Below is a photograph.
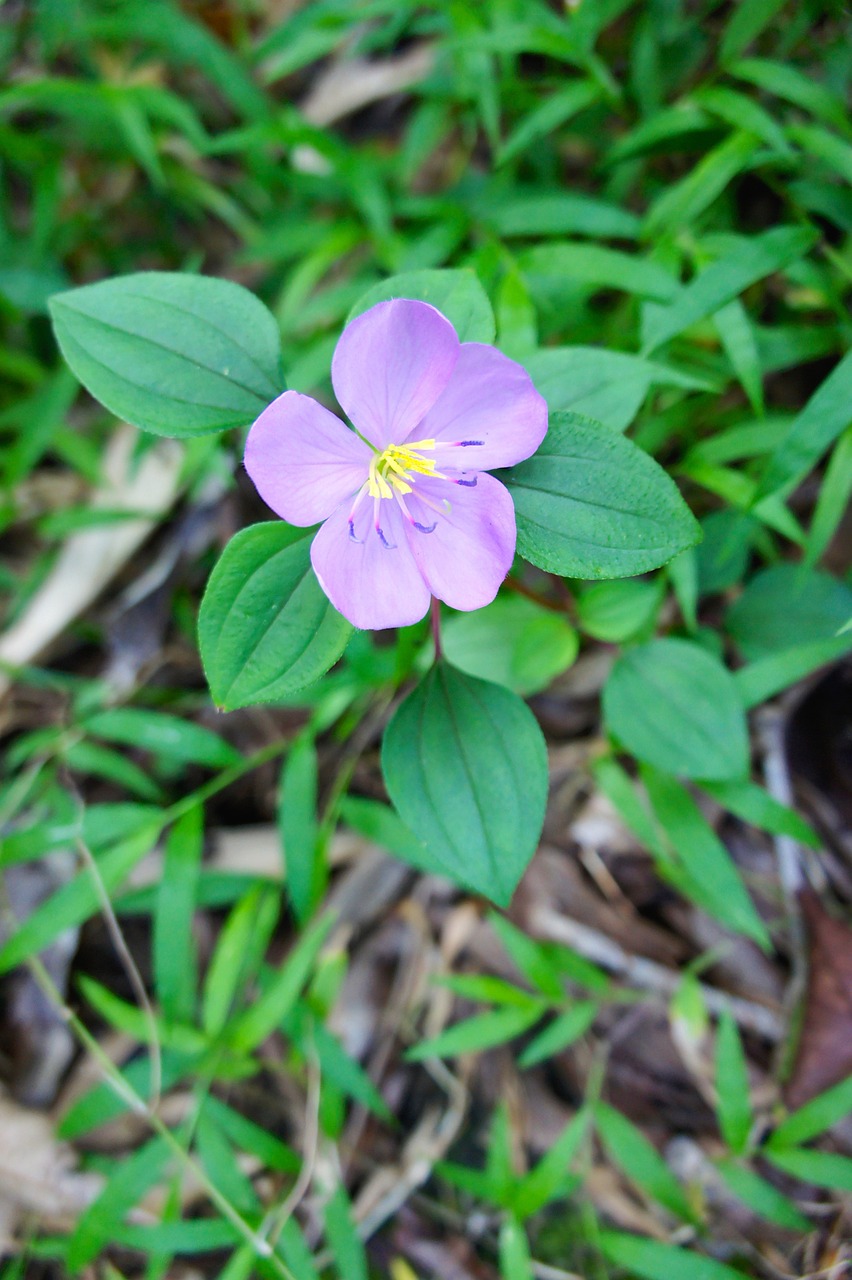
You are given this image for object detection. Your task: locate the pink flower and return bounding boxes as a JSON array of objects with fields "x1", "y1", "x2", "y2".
[{"x1": 244, "y1": 298, "x2": 548, "y2": 630}]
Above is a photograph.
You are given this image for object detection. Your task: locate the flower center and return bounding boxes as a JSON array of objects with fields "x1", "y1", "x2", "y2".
[
  {"x1": 348, "y1": 436, "x2": 484, "y2": 549},
  {"x1": 366, "y1": 438, "x2": 442, "y2": 499}
]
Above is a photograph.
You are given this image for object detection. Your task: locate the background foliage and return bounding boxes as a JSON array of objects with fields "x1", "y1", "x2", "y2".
[{"x1": 1, "y1": 2, "x2": 851, "y2": 1278}]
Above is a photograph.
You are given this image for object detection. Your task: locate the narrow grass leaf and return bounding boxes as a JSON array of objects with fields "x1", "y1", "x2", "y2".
[
  {"x1": 642, "y1": 226, "x2": 817, "y2": 353},
  {"x1": 701, "y1": 778, "x2": 820, "y2": 850},
  {"x1": 518, "y1": 1002, "x2": 598, "y2": 1068},
  {"x1": 756, "y1": 350, "x2": 852, "y2": 499},
  {"x1": 714, "y1": 1012, "x2": 753, "y2": 1154},
  {"x1": 154, "y1": 805, "x2": 203, "y2": 1024},
  {"x1": 229, "y1": 911, "x2": 334, "y2": 1051},
  {"x1": 715, "y1": 1160, "x2": 810, "y2": 1231},
  {"x1": 642, "y1": 766, "x2": 769, "y2": 947},
  {"x1": 770, "y1": 1075, "x2": 852, "y2": 1149},
  {"x1": 763, "y1": 1147, "x2": 852, "y2": 1193},
  {"x1": 595, "y1": 1102, "x2": 694, "y2": 1221},
  {"x1": 406, "y1": 1006, "x2": 544, "y2": 1062}
]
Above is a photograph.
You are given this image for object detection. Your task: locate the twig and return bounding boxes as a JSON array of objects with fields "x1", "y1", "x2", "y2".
[
  {"x1": 259, "y1": 1041, "x2": 322, "y2": 1249},
  {"x1": 529, "y1": 906, "x2": 784, "y2": 1040},
  {"x1": 75, "y1": 832, "x2": 163, "y2": 1106}
]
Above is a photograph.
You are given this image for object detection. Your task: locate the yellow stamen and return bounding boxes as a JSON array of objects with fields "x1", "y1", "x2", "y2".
[{"x1": 366, "y1": 440, "x2": 445, "y2": 499}]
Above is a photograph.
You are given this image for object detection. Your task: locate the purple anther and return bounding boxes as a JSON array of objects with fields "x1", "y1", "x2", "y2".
[
  {"x1": 413, "y1": 520, "x2": 437, "y2": 534},
  {"x1": 457, "y1": 439, "x2": 485, "y2": 447},
  {"x1": 348, "y1": 519, "x2": 362, "y2": 544},
  {"x1": 377, "y1": 525, "x2": 396, "y2": 549},
  {"x1": 455, "y1": 476, "x2": 478, "y2": 487}
]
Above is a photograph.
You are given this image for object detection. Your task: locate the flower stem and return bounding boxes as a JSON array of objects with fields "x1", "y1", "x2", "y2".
[{"x1": 430, "y1": 597, "x2": 443, "y2": 662}]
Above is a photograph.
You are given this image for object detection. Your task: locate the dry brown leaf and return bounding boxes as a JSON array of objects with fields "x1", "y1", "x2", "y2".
[
  {"x1": 0, "y1": 427, "x2": 183, "y2": 697},
  {"x1": 0, "y1": 1092, "x2": 102, "y2": 1247},
  {"x1": 786, "y1": 889, "x2": 852, "y2": 1110}
]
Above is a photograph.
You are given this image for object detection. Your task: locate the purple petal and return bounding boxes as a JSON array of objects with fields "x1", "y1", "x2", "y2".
[
  {"x1": 311, "y1": 500, "x2": 431, "y2": 630},
  {"x1": 414, "y1": 343, "x2": 548, "y2": 470},
  {"x1": 245, "y1": 390, "x2": 371, "y2": 526},
  {"x1": 404, "y1": 473, "x2": 516, "y2": 611},
  {"x1": 331, "y1": 300, "x2": 459, "y2": 450}
]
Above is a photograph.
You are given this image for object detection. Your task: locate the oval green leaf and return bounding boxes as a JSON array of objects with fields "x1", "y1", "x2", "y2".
[
  {"x1": 603, "y1": 638, "x2": 748, "y2": 780},
  {"x1": 381, "y1": 662, "x2": 548, "y2": 906},
  {"x1": 198, "y1": 523, "x2": 352, "y2": 710},
  {"x1": 347, "y1": 269, "x2": 496, "y2": 343},
  {"x1": 504, "y1": 411, "x2": 700, "y2": 579},
  {"x1": 438, "y1": 595, "x2": 579, "y2": 695},
  {"x1": 49, "y1": 272, "x2": 283, "y2": 437}
]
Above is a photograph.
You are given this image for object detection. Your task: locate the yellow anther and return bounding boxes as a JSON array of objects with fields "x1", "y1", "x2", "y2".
[{"x1": 367, "y1": 440, "x2": 445, "y2": 499}]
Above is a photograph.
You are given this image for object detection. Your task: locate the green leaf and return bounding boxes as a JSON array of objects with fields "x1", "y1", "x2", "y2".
[
  {"x1": 488, "y1": 913, "x2": 566, "y2": 1001},
  {"x1": 789, "y1": 123, "x2": 852, "y2": 185},
  {"x1": 499, "y1": 1216, "x2": 533, "y2": 1280},
  {"x1": 734, "y1": 632, "x2": 852, "y2": 709},
  {"x1": 322, "y1": 1184, "x2": 368, "y2": 1280},
  {"x1": 763, "y1": 1146, "x2": 852, "y2": 1192},
  {"x1": 695, "y1": 86, "x2": 790, "y2": 154},
  {"x1": 49, "y1": 272, "x2": 282, "y2": 437},
  {"x1": 595, "y1": 1103, "x2": 694, "y2": 1221},
  {"x1": 0, "y1": 820, "x2": 162, "y2": 974},
  {"x1": 599, "y1": 1232, "x2": 750, "y2": 1280},
  {"x1": 695, "y1": 510, "x2": 758, "y2": 595},
  {"x1": 198, "y1": 523, "x2": 352, "y2": 710},
  {"x1": 700, "y1": 778, "x2": 820, "y2": 850},
  {"x1": 714, "y1": 1012, "x2": 753, "y2": 1155},
  {"x1": 603, "y1": 638, "x2": 748, "y2": 781},
  {"x1": 84, "y1": 707, "x2": 240, "y2": 768},
  {"x1": 713, "y1": 298, "x2": 764, "y2": 416},
  {"x1": 642, "y1": 766, "x2": 769, "y2": 947},
  {"x1": 154, "y1": 806, "x2": 203, "y2": 1024},
  {"x1": 504, "y1": 411, "x2": 700, "y2": 580},
  {"x1": 770, "y1": 1075, "x2": 852, "y2": 1149},
  {"x1": 642, "y1": 226, "x2": 817, "y2": 354},
  {"x1": 642, "y1": 131, "x2": 759, "y2": 239},
  {"x1": 64, "y1": 740, "x2": 163, "y2": 802},
  {"x1": 347, "y1": 269, "x2": 495, "y2": 343},
  {"x1": 519, "y1": 244, "x2": 678, "y2": 302},
  {"x1": 480, "y1": 189, "x2": 640, "y2": 239},
  {"x1": 309, "y1": 1020, "x2": 392, "y2": 1121},
  {"x1": 512, "y1": 1110, "x2": 590, "y2": 1217},
  {"x1": 715, "y1": 1160, "x2": 810, "y2": 1231},
  {"x1": 279, "y1": 733, "x2": 322, "y2": 923},
  {"x1": 726, "y1": 564, "x2": 852, "y2": 660},
  {"x1": 577, "y1": 579, "x2": 663, "y2": 643},
  {"x1": 438, "y1": 595, "x2": 578, "y2": 696},
  {"x1": 593, "y1": 757, "x2": 666, "y2": 857},
  {"x1": 525, "y1": 347, "x2": 711, "y2": 432},
  {"x1": 730, "y1": 58, "x2": 850, "y2": 133},
  {"x1": 338, "y1": 796, "x2": 434, "y2": 877},
  {"x1": 518, "y1": 1002, "x2": 598, "y2": 1068},
  {"x1": 806, "y1": 426, "x2": 852, "y2": 567},
  {"x1": 68, "y1": 1139, "x2": 171, "y2": 1270},
  {"x1": 720, "y1": 0, "x2": 787, "y2": 65},
  {"x1": 201, "y1": 886, "x2": 279, "y2": 1038},
  {"x1": 228, "y1": 911, "x2": 334, "y2": 1051},
  {"x1": 756, "y1": 351, "x2": 852, "y2": 499},
  {"x1": 381, "y1": 662, "x2": 548, "y2": 907},
  {"x1": 200, "y1": 1096, "x2": 299, "y2": 1174},
  {"x1": 497, "y1": 79, "x2": 601, "y2": 166},
  {"x1": 406, "y1": 1005, "x2": 544, "y2": 1062}
]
